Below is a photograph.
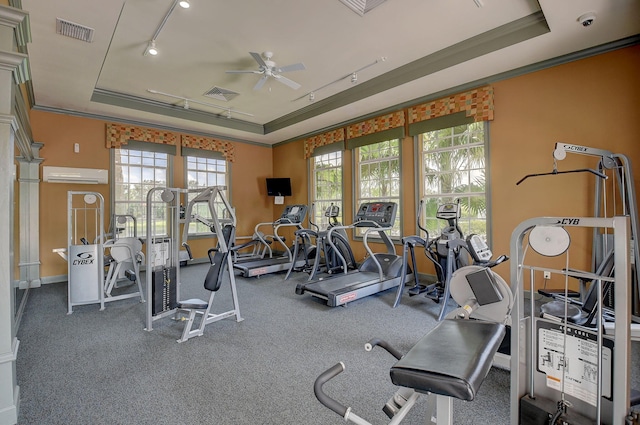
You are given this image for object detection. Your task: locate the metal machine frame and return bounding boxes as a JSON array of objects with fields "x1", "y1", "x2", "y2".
[
  {"x1": 510, "y1": 216, "x2": 633, "y2": 424},
  {"x1": 144, "y1": 186, "x2": 242, "y2": 334}
]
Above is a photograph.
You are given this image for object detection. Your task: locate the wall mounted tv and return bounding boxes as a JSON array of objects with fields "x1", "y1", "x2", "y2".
[{"x1": 266, "y1": 178, "x2": 292, "y2": 196}]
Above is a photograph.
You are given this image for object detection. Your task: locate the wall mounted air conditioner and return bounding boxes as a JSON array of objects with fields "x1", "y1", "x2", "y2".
[{"x1": 42, "y1": 166, "x2": 108, "y2": 184}]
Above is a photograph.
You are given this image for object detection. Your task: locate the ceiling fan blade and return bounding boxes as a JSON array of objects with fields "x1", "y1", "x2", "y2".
[
  {"x1": 273, "y1": 75, "x2": 301, "y2": 90},
  {"x1": 277, "y1": 62, "x2": 306, "y2": 73},
  {"x1": 250, "y1": 52, "x2": 267, "y2": 68},
  {"x1": 226, "y1": 70, "x2": 262, "y2": 74},
  {"x1": 253, "y1": 75, "x2": 269, "y2": 90}
]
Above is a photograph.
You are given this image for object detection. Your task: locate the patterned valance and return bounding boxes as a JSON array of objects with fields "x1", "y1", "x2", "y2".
[
  {"x1": 181, "y1": 134, "x2": 235, "y2": 163},
  {"x1": 407, "y1": 86, "x2": 494, "y2": 124},
  {"x1": 346, "y1": 111, "x2": 405, "y2": 139},
  {"x1": 106, "y1": 123, "x2": 235, "y2": 162},
  {"x1": 106, "y1": 123, "x2": 178, "y2": 148},
  {"x1": 303, "y1": 128, "x2": 345, "y2": 159}
]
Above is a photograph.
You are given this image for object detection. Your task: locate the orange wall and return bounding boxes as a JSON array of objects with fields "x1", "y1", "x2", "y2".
[
  {"x1": 490, "y1": 45, "x2": 640, "y2": 287},
  {"x1": 272, "y1": 45, "x2": 640, "y2": 290},
  {"x1": 31, "y1": 111, "x2": 274, "y2": 277},
  {"x1": 30, "y1": 45, "x2": 640, "y2": 289}
]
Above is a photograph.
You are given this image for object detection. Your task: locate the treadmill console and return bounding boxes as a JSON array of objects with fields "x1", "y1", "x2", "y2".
[
  {"x1": 354, "y1": 202, "x2": 397, "y2": 227},
  {"x1": 279, "y1": 205, "x2": 308, "y2": 224},
  {"x1": 436, "y1": 202, "x2": 460, "y2": 220}
]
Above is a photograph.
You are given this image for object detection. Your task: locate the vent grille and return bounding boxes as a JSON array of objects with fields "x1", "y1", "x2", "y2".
[
  {"x1": 56, "y1": 18, "x2": 95, "y2": 43},
  {"x1": 339, "y1": 0, "x2": 387, "y2": 16},
  {"x1": 203, "y1": 86, "x2": 239, "y2": 102}
]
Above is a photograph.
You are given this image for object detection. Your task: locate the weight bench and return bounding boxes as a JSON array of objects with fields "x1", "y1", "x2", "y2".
[{"x1": 390, "y1": 319, "x2": 506, "y2": 424}]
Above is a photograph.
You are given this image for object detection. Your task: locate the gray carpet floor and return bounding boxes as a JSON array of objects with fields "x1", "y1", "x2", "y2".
[{"x1": 15, "y1": 264, "x2": 639, "y2": 424}]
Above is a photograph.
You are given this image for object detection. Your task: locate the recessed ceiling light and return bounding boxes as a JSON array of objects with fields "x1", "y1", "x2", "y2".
[{"x1": 179, "y1": 0, "x2": 190, "y2": 8}]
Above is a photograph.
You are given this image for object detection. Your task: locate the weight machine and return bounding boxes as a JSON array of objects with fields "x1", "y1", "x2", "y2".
[
  {"x1": 510, "y1": 216, "x2": 636, "y2": 424},
  {"x1": 517, "y1": 142, "x2": 640, "y2": 319},
  {"x1": 144, "y1": 186, "x2": 242, "y2": 340},
  {"x1": 54, "y1": 191, "x2": 144, "y2": 314}
]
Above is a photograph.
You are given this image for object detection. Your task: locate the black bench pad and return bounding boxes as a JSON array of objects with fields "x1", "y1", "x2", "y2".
[{"x1": 390, "y1": 319, "x2": 505, "y2": 401}]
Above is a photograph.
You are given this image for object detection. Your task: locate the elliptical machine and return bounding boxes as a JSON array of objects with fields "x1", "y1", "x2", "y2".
[
  {"x1": 285, "y1": 203, "x2": 356, "y2": 280},
  {"x1": 395, "y1": 199, "x2": 507, "y2": 320}
]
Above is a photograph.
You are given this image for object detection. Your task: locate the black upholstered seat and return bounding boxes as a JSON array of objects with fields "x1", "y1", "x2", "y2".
[{"x1": 390, "y1": 319, "x2": 505, "y2": 401}]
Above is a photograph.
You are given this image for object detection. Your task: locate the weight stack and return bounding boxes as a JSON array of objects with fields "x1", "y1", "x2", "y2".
[{"x1": 152, "y1": 266, "x2": 178, "y2": 315}]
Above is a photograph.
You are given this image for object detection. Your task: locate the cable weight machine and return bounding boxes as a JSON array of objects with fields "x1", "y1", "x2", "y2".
[{"x1": 144, "y1": 186, "x2": 242, "y2": 335}]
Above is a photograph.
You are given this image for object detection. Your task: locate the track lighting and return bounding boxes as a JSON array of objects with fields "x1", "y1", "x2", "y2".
[
  {"x1": 144, "y1": 0, "x2": 190, "y2": 57},
  {"x1": 145, "y1": 40, "x2": 158, "y2": 56},
  {"x1": 293, "y1": 57, "x2": 385, "y2": 102},
  {"x1": 146, "y1": 89, "x2": 254, "y2": 117}
]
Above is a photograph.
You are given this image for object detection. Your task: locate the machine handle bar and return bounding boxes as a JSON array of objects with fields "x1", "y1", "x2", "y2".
[
  {"x1": 314, "y1": 362, "x2": 349, "y2": 417},
  {"x1": 364, "y1": 338, "x2": 403, "y2": 360}
]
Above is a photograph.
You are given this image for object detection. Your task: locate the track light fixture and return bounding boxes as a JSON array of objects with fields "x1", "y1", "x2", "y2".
[
  {"x1": 145, "y1": 40, "x2": 158, "y2": 56},
  {"x1": 143, "y1": 0, "x2": 190, "y2": 57},
  {"x1": 146, "y1": 89, "x2": 254, "y2": 118},
  {"x1": 294, "y1": 57, "x2": 386, "y2": 102}
]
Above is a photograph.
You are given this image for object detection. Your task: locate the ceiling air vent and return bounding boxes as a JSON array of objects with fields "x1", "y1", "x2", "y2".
[
  {"x1": 203, "y1": 86, "x2": 239, "y2": 102},
  {"x1": 339, "y1": 0, "x2": 387, "y2": 16},
  {"x1": 56, "y1": 18, "x2": 95, "y2": 43}
]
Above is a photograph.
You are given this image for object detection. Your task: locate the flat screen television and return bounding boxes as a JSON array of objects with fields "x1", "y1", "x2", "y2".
[{"x1": 266, "y1": 178, "x2": 292, "y2": 196}]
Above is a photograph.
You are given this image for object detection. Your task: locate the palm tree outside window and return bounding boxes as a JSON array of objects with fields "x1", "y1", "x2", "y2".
[{"x1": 420, "y1": 122, "x2": 487, "y2": 240}]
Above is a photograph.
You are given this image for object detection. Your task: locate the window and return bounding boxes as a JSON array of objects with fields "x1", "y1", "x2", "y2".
[
  {"x1": 355, "y1": 139, "x2": 401, "y2": 237},
  {"x1": 185, "y1": 155, "x2": 229, "y2": 235},
  {"x1": 310, "y1": 151, "x2": 343, "y2": 229},
  {"x1": 113, "y1": 147, "x2": 170, "y2": 238},
  {"x1": 419, "y1": 122, "x2": 487, "y2": 239}
]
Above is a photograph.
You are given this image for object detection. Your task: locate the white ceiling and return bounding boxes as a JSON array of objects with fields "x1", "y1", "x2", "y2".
[{"x1": 20, "y1": 0, "x2": 640, "y2": 146}]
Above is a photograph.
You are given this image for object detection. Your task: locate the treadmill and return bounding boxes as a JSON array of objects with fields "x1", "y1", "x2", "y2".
[
  {"x1": 233, "y1": 205, "x2": 311, "y2": 278},
  {"x1": 295, "y1": 202, "x2": 412, "y2": 307}
]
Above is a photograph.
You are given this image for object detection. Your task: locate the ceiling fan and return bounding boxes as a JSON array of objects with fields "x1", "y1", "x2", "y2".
[{"x1": 226, "y1": 51, "x2": 305, "y2": 90}]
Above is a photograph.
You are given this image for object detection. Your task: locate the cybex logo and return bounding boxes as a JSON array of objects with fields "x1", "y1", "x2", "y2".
[
  {"x1": 557, "y1": 218, "x2": 580, "y2": 225},
  {"x1": 73, "y1": 252, "x2": 94, "y2": 265},
  {"x1": 562, "y1": 144, "x2": 587, "y2": 152}
]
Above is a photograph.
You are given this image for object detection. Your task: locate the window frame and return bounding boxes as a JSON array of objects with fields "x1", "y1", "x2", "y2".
[
  {"x1": 416, "y1": 120, "x2": 490, "y2": 243},
  {"x1": 352, "y1": 138, "x2": 402, "y2": 240},
  {"x1": 183, "y1": 149, "x2": 231, "y2": 237},
  {"x1": 309, "y1": 150, "x2": 344, "y2": 231},
  {"x1": 110, "y1": 141, "x2": 174, "y2": 240}
]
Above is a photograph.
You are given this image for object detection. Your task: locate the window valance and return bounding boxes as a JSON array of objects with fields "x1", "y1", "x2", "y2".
[
  {"x1": 106, "y1": 123, "x2": 178, "y2": 148},
  {"x1": 303, "y1": 128, "x2": 345, "y2": 159},
  {"x1": 345, "y1": 110, "x2": 405, "y2": 149},
  {"x1": 407, "y1": 86, "x2": 493, "y2": 136},
  {"x1": 106, "y1": 123, "x2": 235, "y2": 162},
  {"x1": 181, "y1": 134, "x2": 235, "y2": 163}
]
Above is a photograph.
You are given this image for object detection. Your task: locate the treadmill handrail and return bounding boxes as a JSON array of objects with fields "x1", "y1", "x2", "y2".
[
  {"x1": 273, "y1": 220, "x2": 305, "y2": 263},
  {"x1": 326, "y1": 222, "x2": 393, "y2": 279},
  {"x1": 363, "y1": 225, "x2": 394, "y2": 281}
]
